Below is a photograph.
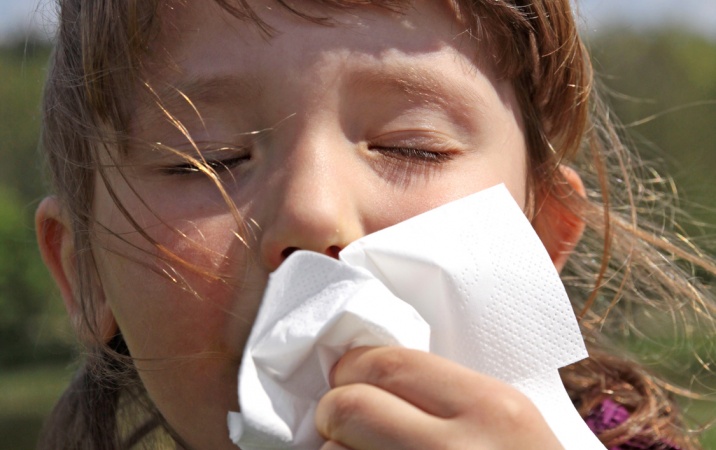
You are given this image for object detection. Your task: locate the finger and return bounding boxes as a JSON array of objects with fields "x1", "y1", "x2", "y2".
[
  {"x1": 331, "y1": 346, "x2": 505, "y2": 418},
  {"x1": 315, "y1": 382, "x2": 447, "y2": 450}
]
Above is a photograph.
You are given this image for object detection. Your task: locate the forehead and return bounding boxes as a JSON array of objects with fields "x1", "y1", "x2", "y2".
[
  {"x1": 147, "y1": 0, "x2": 485, "y2": 76},
  {"x1": 138, "y1": 0, "x2": 504, "y2": 109},
  {"x1": 125, "y1": 0, "x2": 520, "y2": 154},
  {"x1": 157, "y1": 0, "x2": 462, "y2": 36}
]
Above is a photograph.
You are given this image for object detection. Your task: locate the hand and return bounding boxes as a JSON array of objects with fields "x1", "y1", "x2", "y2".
[{"x1": 315, "y1": 347, "x2": 564, "y2": 450}]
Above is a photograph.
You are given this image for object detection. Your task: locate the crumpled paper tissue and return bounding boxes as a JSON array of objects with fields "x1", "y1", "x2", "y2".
[{"x1": 228, "y1": 184, "x2": 605, "y2": 449}]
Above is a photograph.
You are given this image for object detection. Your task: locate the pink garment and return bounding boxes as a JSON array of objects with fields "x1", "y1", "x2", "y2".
[{"x1": 585, "y1": 399, "x2": 682, "y2": 450}]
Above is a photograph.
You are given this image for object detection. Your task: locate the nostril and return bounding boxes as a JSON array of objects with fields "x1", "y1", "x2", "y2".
[
  {"x1": 280, "y1": 245, "x2": 342, "y2": 262},
  {"x1": 281, "y1": 247, "x2": 299, "y2": 261},
  {"x1": 327, "y1": 245, "x2": 341, "y2": 259}
]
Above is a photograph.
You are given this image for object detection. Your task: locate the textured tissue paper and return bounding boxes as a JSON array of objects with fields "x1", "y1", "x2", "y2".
[{"x1": 228, "y1": 184, "x2": 606, "y2": 449}]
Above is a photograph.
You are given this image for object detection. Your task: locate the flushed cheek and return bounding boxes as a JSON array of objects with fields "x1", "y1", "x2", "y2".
[
  {"x1": 91, "y1": 216, "x2": 256, "y2": 444},
  {"x1": 92, "y1": 168, "x2": 268, "y2": 353},
  {"x1": 94, "y1": 210, "x2": 256, "y2": 355},
  {"x1": 91, "y1": 184, "x2": 263, "y2": 393}
]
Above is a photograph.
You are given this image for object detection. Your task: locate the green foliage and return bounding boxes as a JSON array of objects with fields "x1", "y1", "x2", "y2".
[
  {"x1": 588, "y1": 30, "x2": 716, "y2": 444},
  {"x1": 588, "y1": 29, "x2": 716, "y2": 234},
  {"x1": 0, "y1": 186, "x2": 72, "y2": 367},
  {"x1": 0, "y1": 39, "x2": 73, "y2": 368},
  {"x1": 0, "y1": 38, "x2": 52, "y2": 202},
  {"x1": 0, "y1": 364, "x2": 74, "y2": 449}
]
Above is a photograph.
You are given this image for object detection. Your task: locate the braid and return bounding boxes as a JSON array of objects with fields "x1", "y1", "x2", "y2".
[
  {"x1": 37, "y1": 335, "x2": 167, "y2": 449},
  {"x1": 562, "y1": 349, "x2": 701, "y2": 450}
]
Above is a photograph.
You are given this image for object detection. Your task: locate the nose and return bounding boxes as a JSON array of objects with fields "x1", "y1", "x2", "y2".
[{"x1": 257, "y1": 140, "x2": 364, "y2": 271}]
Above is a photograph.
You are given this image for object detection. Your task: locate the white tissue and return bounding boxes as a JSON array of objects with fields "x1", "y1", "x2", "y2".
[{"x1": 228, "y1": 184, "x2": 605, "y2": 449}]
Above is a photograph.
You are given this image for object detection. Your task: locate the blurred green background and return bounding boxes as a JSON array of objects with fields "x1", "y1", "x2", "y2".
[{"x1": 1, "y1": 26, "x2": 715, "y2": 450}]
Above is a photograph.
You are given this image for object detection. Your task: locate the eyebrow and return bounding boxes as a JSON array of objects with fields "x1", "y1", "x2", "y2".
[
  {"x1": 345, "y1": 65, "x2": 488, "y2": 121},
  {"x1": 141, "y1": 73, "x2": 266, "y2": 117},
  {"x1": 147, "y1": 65, "x2": 484, "y2": 115},
  {"x1": 133, "y1": 62, "x2": 488, "y2": 146}
]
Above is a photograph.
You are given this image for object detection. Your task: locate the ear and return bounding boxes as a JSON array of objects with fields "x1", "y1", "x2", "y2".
[
  {"x1": 35, "y1": 197, "x2": 117, "y2": 343},
  {"x1": 532, "y1": 166, "x2": 586, "y2": 273}
]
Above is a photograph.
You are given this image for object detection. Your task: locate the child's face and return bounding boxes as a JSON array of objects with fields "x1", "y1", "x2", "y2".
[{"x1": 92, "y1": 0, "x2": 528, "y2": 447}]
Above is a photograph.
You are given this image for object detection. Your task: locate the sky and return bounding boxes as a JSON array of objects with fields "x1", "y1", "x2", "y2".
[
  {"x1": 1, "y1": 0, "x2": 716, "y2": 42},
  {"x1": 575, "y1": 0, "x2": 716, "y2": 39}
]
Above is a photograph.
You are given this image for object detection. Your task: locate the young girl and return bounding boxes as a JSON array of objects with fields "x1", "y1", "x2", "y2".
[{"x1": 34, "y1": 0, "x2": 715, "y2": 448}]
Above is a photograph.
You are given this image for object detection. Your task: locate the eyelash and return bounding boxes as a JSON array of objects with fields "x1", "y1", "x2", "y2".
[
  {"x1": 162, "y1": 154, "x2": 250, "y2": 176},
  {"x1": 372, "y1": 146, "x2": 454, "y2": 164},
  {"x1": 161, "y1": 144, "x2": 451, "y2": 176}
]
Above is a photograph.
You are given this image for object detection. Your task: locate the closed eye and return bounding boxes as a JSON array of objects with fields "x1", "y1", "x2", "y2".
[
  {"x1": 372, "y1": 146, "x2": 455, "y2": 164},
  {"x1": 161, "y1": 152, "x2": 250, "y2": 176}
]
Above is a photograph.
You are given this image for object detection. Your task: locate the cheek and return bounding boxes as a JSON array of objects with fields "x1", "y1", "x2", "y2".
[
  {"x1": 91, "y1": 171, "x2": 266, "y2": 361},
  {"x1": 93, "y1": 201, "x2": 255, "y2": 349},
  {"x1": 491, "y1": 135, "x2": 529, "y2": 209},
  {"x1": 91, "y1": 194, "x2": 264, "y2": 444},
  {"x1": 357, "y1": 167, "x2": 527, "y2": 237},
  {"x1": 376, "y1": 148, "x2": 528, "y2": 225}
]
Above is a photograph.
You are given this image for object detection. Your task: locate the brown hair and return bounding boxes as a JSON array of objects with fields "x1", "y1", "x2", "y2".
[{"x1": 39, "y1": 0, "x2": 715, "y2": 448}]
